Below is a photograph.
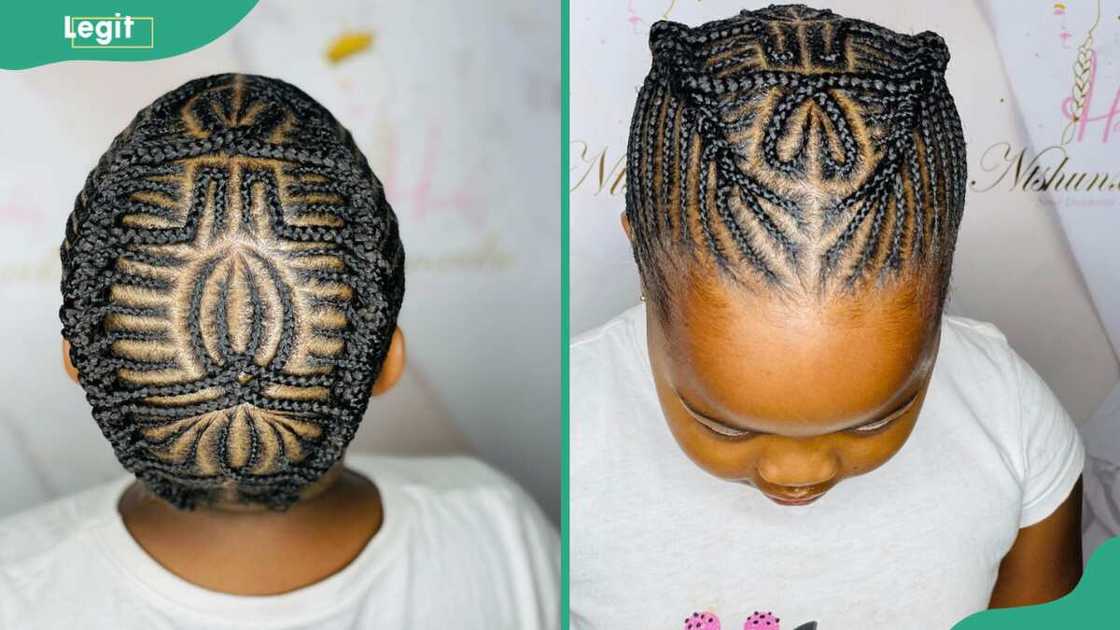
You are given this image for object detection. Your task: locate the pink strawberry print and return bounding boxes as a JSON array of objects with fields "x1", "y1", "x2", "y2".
[
  {"x1": 683, "y1": 611, "x2": 721, "y2": 630},
  {"x1": 743, "y1": 611, "x2": 780, "y2": 630}
]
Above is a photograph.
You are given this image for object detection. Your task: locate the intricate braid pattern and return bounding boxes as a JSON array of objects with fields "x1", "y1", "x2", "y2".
[
  {"x1": 626, "y1": 5, "x2": 966, "y2": 307},
  {"x1": 60, "y1": 74, "x2": 405, "y2": 509}
]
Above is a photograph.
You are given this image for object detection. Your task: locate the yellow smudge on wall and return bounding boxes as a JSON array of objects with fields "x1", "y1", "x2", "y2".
[{"x1": 326, "y1": 31, "x2": 374, "y2": 64}]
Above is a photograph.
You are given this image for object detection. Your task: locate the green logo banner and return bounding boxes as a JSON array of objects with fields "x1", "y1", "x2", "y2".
[
  {"x1": 1, "y1": 1, "x2": 258, "y2": 70},
  {"x1": 955, "y1": 537, "x2": 1120, "y2": 628}
]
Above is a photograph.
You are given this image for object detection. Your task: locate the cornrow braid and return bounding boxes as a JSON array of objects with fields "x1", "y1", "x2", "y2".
[
  {"x1": 625, "y1": 4, "x2": 966, "y2": 311},
  {"x1": 60, "y1": 74, "x2": 405, "y2": 510}
]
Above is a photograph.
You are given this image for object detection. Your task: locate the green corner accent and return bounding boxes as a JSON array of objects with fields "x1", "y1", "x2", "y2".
[
  {"x1": 2, "y1": 2, "x2": 259, "y2": 70},
  {"x1": 954, "y1": 536, "x2": 1120, "y2": 628}
]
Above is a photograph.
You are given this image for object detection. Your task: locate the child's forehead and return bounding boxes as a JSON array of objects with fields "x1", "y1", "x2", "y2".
[{"x1": 655, "y1": 274, "x2": 940, "y2": 432}]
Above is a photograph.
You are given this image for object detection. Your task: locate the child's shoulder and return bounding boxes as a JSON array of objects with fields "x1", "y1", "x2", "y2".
[
  {"x1": 347, "y1": 454, "x2": 549, "y2": 521},
  {"x1": 938, "y1": 314, "x2": 1031, "y2": 391},
  {"x1": 347, "y1": 454, "x2": 557, "y2": 572},
  {"x1": 938, "y1": 315, "x2": 1083, "y2": 526},
  {"x1": 0, "y1": 476, "x2": 127, "y2": 568},
  {"x1": 942, "y1": 313, "x2": 1012, "y2": 352},
  {"x1": 937, "y1": 313, "x2": 1075, "y2": 443},
  {"x1": 570, "y1": 305, "x2": 643, "y2": 355},
  {"x1": 569, "y1": 304, "x2": 646, "y2": 389}
]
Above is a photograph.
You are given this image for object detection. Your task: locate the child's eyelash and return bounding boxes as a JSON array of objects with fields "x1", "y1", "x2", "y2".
[
  {"x1": 849, "y1": 395, "x2": 920, "y2": 434},
  {"x1": 686, "y1": 410, "x2": 754, "y2": 439},
  {"x1": 701, "y1": 420, "x2": 752, "y2": 438},
  {"x1": 850, "y1": 415, "x2": 896, "y2": 433}
]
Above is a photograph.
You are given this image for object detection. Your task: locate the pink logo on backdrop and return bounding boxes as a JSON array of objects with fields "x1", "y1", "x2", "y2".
[
  {"x1": 1060, "y1": 48, "x2": 1120, "y2": 144},
  {"x1": 1054, "y1": 0, "x2": 1116, "y2": 145}
]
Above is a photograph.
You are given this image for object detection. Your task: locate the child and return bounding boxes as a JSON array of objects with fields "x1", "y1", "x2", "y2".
[
  {"x1": 0, "y1": 74, "x2": 558, "y2": 629},
  {"x1": 571, "y1": 5, "x2": 1084, "y2": 629}
]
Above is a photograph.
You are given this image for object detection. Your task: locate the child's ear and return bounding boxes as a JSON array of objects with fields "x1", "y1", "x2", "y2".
[
  {"x1": 370, "y1": 326, "x2": 405, "y2": 397},
  {"x1": 620, "y1": 211, "x2": 634, "y2": 243},
  {"x1": 62, "y1": 338, "x2": 79, "y2": 384}
]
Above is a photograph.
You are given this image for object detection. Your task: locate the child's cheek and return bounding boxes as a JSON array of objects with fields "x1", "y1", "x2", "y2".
[
  {"x1": 662, "y1": 409, "x2": 761, "y2": 482},
  {"x1": 837, "y1": 414, "x2": 920, "y2": 479}
]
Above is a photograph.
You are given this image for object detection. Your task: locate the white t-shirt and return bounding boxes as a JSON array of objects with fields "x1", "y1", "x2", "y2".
[
  {"x1": 0, "y1": 454, "x2": 559, "y2": 630},
  {"x1": 570, "y1": 305, "x2": 1085, "y2": 630}
]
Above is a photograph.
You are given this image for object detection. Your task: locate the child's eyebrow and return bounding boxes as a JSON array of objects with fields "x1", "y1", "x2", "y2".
[{"x1": 674, "y1": 388, "x2": 921, "y2": 436}]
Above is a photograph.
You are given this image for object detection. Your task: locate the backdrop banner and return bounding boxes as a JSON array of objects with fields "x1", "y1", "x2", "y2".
[{"x1": 982, "y1": 0, "x2": 1120, "y2": 561}]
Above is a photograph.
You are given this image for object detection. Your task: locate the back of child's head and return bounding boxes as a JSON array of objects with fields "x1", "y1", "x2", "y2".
[
  {"x1": 60, "y1": 73, "x2": 404, "y2": 510},
  {"x1": 625, "y1": 4, "x2": 965, "y2": 313}
]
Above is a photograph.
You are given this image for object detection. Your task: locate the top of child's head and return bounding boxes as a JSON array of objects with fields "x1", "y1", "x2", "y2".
[{"x1": 60, "y1": 73, "x2": 407, "y2": 511}]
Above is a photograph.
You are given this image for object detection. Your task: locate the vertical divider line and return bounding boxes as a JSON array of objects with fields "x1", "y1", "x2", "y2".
[{"x1": 560, "y1": 0, "x2": 571, "y2": 627}]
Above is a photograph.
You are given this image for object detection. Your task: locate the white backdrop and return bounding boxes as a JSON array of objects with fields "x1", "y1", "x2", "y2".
[
  {"x1": 981, "y1": 0, "x2": 1120, "y2": 560},
  {"x1": 570, "y1": 0, "x2": 1120, "y2": 554},
  {"x1": 0, "y1": 0, "x2": 560, "y2": 521}
]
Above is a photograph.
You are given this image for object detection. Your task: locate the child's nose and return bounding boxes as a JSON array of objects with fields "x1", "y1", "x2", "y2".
[{"x1": 756, "y1": 443, "x2": 840, "y2": 488}]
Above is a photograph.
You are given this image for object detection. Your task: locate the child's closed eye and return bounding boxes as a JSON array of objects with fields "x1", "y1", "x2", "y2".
[{"x1": 681, "y1": 392, "x2": 919, "y2": 438}]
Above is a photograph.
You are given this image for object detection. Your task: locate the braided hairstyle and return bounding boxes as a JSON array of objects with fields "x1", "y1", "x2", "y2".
[
  {"x1": 60, "y1": 74, "x2": 405, "y2": 510},
  {"x1": 626, "y1": 5, "x2": 966, "y2": 312}
]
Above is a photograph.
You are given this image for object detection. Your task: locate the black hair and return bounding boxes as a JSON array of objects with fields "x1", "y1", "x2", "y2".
[
  {"x1": 60, "y1": 73, "x2": 405, "y2": 510},
  {"x1": 626, "y1": 4, "x2": 966, "y2": 311}
]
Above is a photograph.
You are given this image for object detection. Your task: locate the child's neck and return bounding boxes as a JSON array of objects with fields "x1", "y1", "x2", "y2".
[{"x1": 117, "y1": 463, "x2": 383, "y2": 596}]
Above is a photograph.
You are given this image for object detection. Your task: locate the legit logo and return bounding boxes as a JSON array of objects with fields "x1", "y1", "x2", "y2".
[{"x1": 63, "y1": 14, "x2": 154, "y2": 48}]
